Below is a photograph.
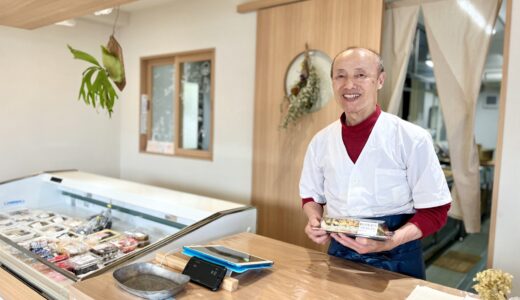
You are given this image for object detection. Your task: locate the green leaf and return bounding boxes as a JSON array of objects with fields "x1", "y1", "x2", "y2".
[
  {"x1": 69, "y1": 45, "x2": 118, "y2": 117},
  {"x1": 82, "y1": 66, "x2": 98, "y2": 76},
  {"x1": 83, "y1": 68, "x2": 97, "y2": 106},
  {"x1": 93, "y1": 72, "x2": 105, "y2": 108},
  {"x1": 68, "y1": 45, "x2": 101, "y2": 67},
  {"x1": 79, "y1": 74, "x2": 87, "y2": 97},
  {"x1": 101, "y1": 46, "x2": 123, "y2": 83}
]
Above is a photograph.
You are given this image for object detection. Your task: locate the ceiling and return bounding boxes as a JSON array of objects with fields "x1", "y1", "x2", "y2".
[{"x1": 0, "y1": 0, "x2": 176, "y2": 30}]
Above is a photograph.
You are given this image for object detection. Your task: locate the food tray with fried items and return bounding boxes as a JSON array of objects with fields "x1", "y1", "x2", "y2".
[{"x1": 320, "y1": 216, "x2": 394, "y2": 241}]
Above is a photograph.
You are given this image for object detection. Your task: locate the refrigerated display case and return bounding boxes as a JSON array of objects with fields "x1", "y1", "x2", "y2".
[{"x1": 0, "y1": 170, "x2": 256, "y2": 299}]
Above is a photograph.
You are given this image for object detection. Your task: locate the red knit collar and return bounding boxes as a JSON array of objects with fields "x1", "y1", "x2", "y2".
[{"x1": 340, "y1": 105, "x2": 381, "y2": 133}]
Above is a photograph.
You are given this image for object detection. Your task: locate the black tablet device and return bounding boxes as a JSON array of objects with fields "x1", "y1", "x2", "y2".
[{"x1": 182, "y1": 256, "x2": 227, "y2": 291}]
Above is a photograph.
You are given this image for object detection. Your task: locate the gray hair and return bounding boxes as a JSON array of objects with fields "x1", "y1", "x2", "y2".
[{"x1": 330, "y1": 47, "x2": 385, "y2": 77}]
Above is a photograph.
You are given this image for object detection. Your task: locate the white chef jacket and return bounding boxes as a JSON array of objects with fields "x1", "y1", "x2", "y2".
[{"x1": 300, "y1": 111, "x2": 452, "y2": 218}]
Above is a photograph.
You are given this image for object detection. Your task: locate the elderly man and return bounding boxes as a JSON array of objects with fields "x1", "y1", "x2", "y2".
[{"x1": 300, "y1": 47, "x2": 452, "y2": 279}]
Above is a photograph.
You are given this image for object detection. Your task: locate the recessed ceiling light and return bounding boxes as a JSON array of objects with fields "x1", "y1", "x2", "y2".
[
  {"x1": 94, "y1": 8, "x2": 113, "y2": 16},
  {"x1": 55, "y1": 19, "x2": 76, "y2": 27}
]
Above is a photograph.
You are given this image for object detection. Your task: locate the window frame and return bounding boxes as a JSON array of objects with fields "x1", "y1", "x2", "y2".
[{"x1": 139, "y1": 48, "x2": 215, "y2": 160}]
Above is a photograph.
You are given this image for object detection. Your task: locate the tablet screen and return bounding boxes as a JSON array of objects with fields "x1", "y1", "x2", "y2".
[{"x1": 185, "y1": 245, "x2": 272, "y2": 266}]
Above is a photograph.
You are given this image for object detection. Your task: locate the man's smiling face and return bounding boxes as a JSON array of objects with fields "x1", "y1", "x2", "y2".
[{"x1": 331, "y1": 48, "x2": 385, "y2": 122}]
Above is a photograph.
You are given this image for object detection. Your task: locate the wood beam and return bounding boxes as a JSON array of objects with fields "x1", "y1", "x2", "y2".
[
  {"x1": 237, "y1": 0, "x2": 306, "y2": 13},
  {"x1": 0, "y1": 0, "x2": 135, "y2": 29}
]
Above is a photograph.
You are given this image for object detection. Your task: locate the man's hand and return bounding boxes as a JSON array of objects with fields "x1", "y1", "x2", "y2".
[
  {"x1": 330, "y1": 222, "x2": 423, "y2": 254},
  {"x1": 302, "y1": 201, "x2": 329, "y2": 245},
  {"x1": 330, "y1": 233, "x2": 393, "y2": 254},
  {"x1": 305, "y1": 216, "x2": 330, "y2": 245}
]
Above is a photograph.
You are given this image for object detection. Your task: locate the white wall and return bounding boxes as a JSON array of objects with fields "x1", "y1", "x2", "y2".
[
  {"x1": 492, "y1": 0, "x2": 520, "y2": 295},
  {"x1": 118, "y1": 0, "x2": 256, "y2": 204},
  {"x1": 0, "y1": 22, "x2": 120, "y2": 182},
  {"x1": 475, "y1": 86, "x2": 500, "y2": 150}
]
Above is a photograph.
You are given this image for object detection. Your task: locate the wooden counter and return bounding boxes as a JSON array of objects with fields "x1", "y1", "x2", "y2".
[
  {"x1": 69, "y1": 233, "x2": 469, "y2": 299},
  {"x1": 0, "y1": 267, "x2": 45, "y2": 300}
]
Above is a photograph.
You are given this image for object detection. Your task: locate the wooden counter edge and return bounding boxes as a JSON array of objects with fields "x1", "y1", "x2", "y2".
[{"x1": 0, "y1": 267, "x2": 45, "y2": 300}]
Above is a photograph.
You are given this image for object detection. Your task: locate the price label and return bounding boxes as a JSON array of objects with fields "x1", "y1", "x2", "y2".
[{"x1": 357, "y1": 221, "x2": 378, "y2": 236}]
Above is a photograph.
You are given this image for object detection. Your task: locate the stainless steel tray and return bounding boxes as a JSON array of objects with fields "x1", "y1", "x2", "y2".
[{"x1": 113, "y1": 262, "x2": 190, "y2": 299}]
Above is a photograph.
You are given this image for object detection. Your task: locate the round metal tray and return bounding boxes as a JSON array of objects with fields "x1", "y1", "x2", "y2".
[{"x1": 113, "y1": 262, "x2": 190, "y2": 299}]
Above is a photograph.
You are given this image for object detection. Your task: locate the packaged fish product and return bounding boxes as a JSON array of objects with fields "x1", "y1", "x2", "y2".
[
  {"x1": 19, "y1": 236, "x2": 50, "y2": 250},
  {"x1": 0, "y1": 226, "x2": 36, "y2": 243},
  {"x1": 55, "y1": 231, "x2": 80, "y2": 241},
  {"x1": 68, "y1": 253, "x2": 100, "y2": 276},
  {"x1": 123, "y1": 230, "x2": 149, "y2": 241},
  {"x1": 0, "y1": 218, "x2": 15, "y2": 230},
  {"x1": 37, "y1": 224, "x2": 68, "y2": 238},
  {"x1": 85, "y1": 229, "x2": 120, "y2": 245},
  {"x1": 34, "y1": 211, "x2": 55, "y2": 220},
  {"x1": 64, "y1": 218, "x2": 84, "y2": 232},
  {"x1": 28, "y1": 220, "x2": 51, "y2": 230},
  {"x1": 47, "y1": 253, "x2": 69, "y2": 263},
  {"x1": 31, "y1": 246, "x2": 55, "y2": 260},
  {"x1": 48, "y1": 215, "x2": 69, "y2": 224},
  {"x1": 137, "y1": 240, "x2": 150, "y2": 248},
  {"x1": 10, "y1": 214, "x2": 36, "y2": 224},
  {"x1": 7, "y1": 209, "x2": 32, "y2": 217},
  {"x1": 57, "y1": 240, "x2": 89, "y2": 257},
  {"x1": 55, "y1": 259, "x2": 74, "y2": 272},
  {"x1": 112, "y1": 237, "x2": 138, "y2": 253},
  {"x1": 90, "y1": 243, "x2": 119, "y2": 262},
  {"x1": 320, "y1": 216, "x2": 394, "y2": 241}
]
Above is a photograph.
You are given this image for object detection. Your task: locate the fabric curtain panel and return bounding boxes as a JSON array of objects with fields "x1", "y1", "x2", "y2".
[
  {"x1": 422, "y1": 0, "x2": 501, "y2": 233},
  {"x1": 380, "y1": 3, "x2": 420, "y2": 114}
]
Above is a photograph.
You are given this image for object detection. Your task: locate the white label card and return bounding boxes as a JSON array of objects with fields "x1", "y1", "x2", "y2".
[{"x1": 357, "y1": 221, "x2": 378, "y2": 236}]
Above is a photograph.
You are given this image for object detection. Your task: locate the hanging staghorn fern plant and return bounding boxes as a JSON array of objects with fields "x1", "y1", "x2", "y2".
[
  {"x1": 68, "y1": 35, "x2": 125, "y2": 117},
  {"x1": 280, "y1": 46, "x2": 320, "y2": 129}
]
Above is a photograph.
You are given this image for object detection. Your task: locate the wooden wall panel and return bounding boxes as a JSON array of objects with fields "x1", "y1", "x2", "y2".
[{"x1": 252, "y1": 0, "x2": 384, "y2": 251}]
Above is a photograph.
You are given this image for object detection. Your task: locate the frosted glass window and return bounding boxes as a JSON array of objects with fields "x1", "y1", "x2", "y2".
[
  {"x1": 151, "y1": 65, "x2": 175, "y2": 143},
  {"x1": 180, "y1": 60, "x2": 211, "y2": 151}
]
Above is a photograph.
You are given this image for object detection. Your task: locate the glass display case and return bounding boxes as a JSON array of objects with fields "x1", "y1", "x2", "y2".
[{"x1": 0, "y1": 170, "x2": 256, "y2": 299}]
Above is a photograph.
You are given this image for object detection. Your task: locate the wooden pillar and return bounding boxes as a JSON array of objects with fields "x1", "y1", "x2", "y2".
[{"x1": 248, "y1": 0, "x2": 384, "y2": 250}]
